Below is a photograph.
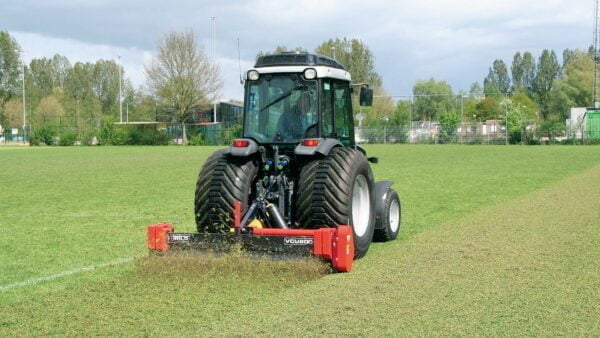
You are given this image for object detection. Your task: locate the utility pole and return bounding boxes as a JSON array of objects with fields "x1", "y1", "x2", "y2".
[
  {"x1": 408, "y1": 97, "x2": 412, "y2": 144},
  {"x1": 212, "y1": 16, "x2": 217, "y2": 123},
  {"x1": 504, "y1": 94, "x2": 509, "y2": 145},
  {"x1": 77, "y1": 99, "x2": 80, "y2": 140},
  {"x1": 22, "y1": 63, "x2": 26, "y2": 142},
  {"x1": 118, "y1": 55, "x2": 123, "y2": 123},
  {"x1": 594, "y1": 0, "x2": 599, "y2": 107},
  {"x1": 383, "y1": 115, "x2": 389, "y2": 144},
  {"x1": 460, "y1": 95, "x2": 464, "y2": 144}
]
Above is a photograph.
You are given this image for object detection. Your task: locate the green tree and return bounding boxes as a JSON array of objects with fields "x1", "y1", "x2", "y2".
[
  {"x1": 511, "y1": 52, "x2": 524, "y2": 89},
  {"x1": 521, "y1": 52, "x2": 536, "y2": 90},
  {"x1": 29, "y1": 58, "x2": 57, "y2": 96},
  {"x1": 64, "y1": 62, "x2": 100, "y2": 120},
  {"x1": 468, "y1": 97, "x2": 502, "y2": 121},
  {"x1": 392, "y1": 100, "x2": 411, "y2": 126},
  {"x1": 145, "y1": 29, "x2": 221, "y2": 144},
  {"x1": 562, "y1": 49, "x2": 575, "y2": 69},
  {"x1": 3, "y1": 98, "x2": 22, "y2": 128},
  {"x1": 315, "y1": 38, "x2": 382, "y2": 88},
  {"x1": 469, "y1": 82, "x2": 483, "y2": 96},
  {"x1": 33, "y1": 95, "x2": 64, "y2": 127},
  {"x1": 129, "y1": 91, "x2": 159, "y2": 122},
  {"x1": 27, "y1": 55, "x2": 71, "y2": 111},
  {"x1": 92, "y1": 59, "x2": 121, "y2": 115},
  {"x1": 506, "y1": 96, "x2": 538, "y2": 144},
  {"x1": 438, "y1": 111, "x2": 460, "y2": 143},
  {"x1": 412, "y1": 78, "x2": 454, "y2": 120},
  {"x1": 0, "y1": 31, "x2": 22, "y2": 126},
  {"x1": 484, "y1": 59, "x2": 511, "y2": 95},
  {"x1": 547, "y1": 50, "x2": 592, "y2": 121},
  {"x1": 532, "y1": 49, "x2": 560, "y2": 117}
]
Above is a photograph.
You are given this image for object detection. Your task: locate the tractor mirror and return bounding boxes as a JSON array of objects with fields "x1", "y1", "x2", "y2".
[{"x1": 360, "y1": 87, "x2": 373, "y2": 107}]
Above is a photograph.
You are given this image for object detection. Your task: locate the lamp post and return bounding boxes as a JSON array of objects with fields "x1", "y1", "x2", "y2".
[
  {"x1": 504, "y1": 94, "x2": 509, "y2": 145},
  {"x1": 118, "y1": 55, "x2": 122, "y2": 123},
  {"x1": 383, "y1": 115, "x2": 389, "y2": 144},
  {"x1": 408, "y1": 97, "x2": 412, "y2": 143},
  {"x1": 77, "y1": 99, "x2": 80, "y2": 140},
  {"x1": 212, "y1": 16, "x2": 217, "y2": 123},
  {"x1": 460, "y1": 95, "x2": 466, "y2": 144},
  {"x1": 22, "y1": 62, "x2": 26, "y2": 143}
]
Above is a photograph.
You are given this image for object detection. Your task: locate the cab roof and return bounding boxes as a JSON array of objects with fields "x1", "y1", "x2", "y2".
[{"x1": 255, "y1": 52, "x2": 345, "y2": 70}]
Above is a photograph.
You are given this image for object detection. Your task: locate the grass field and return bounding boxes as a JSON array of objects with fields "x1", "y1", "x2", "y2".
[{"x1": 0, "y1": 145, "x2": 599, "y2": 335}]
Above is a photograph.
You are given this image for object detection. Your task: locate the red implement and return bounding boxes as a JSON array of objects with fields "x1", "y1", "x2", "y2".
[{"x1": 146, "y1": 224, "x2": 355, "y2": 272}]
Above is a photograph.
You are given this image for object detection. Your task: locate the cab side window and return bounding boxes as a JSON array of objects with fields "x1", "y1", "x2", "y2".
[
  {"x1": 333, "y1": 81, "x2": 353, "y2": 145},
  {"x1": 321, "y1": 80, "x2": 334, "y2": 137}
]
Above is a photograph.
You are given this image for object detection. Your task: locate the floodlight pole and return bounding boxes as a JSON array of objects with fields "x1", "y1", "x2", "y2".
[
  {"x1": 77, "y1": 99, "x2": 80, "y2": 139},
  {"x1": 460, "y1": 95, "x2": 464, "y2": 144},
  {"x1": 505, "y1": 93, "x2": 509, "y2": 145},
  {"x1": 118, "y1": 55, "x2": 123, "y2": 123},
  {"x1": 212, "y1": 16, "x2": 217, "y2": 123},
  {"x1": 409, "y1": 97, "x2": 412, "y2": 143},
  {"x1": 22, "y1": 63, "x2": 26, "y2": 142}
]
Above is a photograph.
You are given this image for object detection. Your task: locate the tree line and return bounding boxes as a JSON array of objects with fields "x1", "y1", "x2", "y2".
[
  {"x1": 369, "y1": 48, "x2": 595, "y2": 144},
  {"x1": 1, "y1": 28, "x2": 595, "y2": 144}
]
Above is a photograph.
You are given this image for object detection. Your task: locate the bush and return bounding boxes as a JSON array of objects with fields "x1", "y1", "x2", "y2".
[
  {"x1": 584, "y1": 137, "x2": 600, "y2": 145},
  {"x1": 129, "y1": 128, "x2": 169, "y2": 145},
  {"x1": 98, "y1": 117, "x2": 130, "y2": 145},
  {"x1": 80, "y1": 130, "x2": 97, "y2": 146},
  {"x1": 188, "y1": 133, "x2": 207, "y2": 146},
  {"x1": 58, "y1": 131, "x2": 77, "y2": 146},
  {"x1": 30, "y1": 126, "x2": 56, "y2": 146}
]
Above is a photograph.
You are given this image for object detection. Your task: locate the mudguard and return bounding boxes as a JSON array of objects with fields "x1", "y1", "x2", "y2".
[
  {"x1": 227, "y1": 138, "x2": 259, "y2": 157},
  {"x1": 373, "y1": 181, "x2": 394, "y2": 230},
  {"x1": 294, "y1": 138, "x2": 342, "y2": 156}
]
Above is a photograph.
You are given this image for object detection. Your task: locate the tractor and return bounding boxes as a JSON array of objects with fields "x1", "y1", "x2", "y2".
[{"x1": 147, "y1": 53, "x2": 401, "y2": 272}]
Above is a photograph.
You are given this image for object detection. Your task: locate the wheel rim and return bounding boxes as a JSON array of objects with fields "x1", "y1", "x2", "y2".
[
  {"x1": 389, "y1": 198, "x2": 400, "y2": 233},
  {"x1": 352, "y1": 175, "x2": 370, "y2": 237}
]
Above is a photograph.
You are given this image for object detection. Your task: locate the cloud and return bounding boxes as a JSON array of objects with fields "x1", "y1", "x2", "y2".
[{"x1": 2, "y1": 0, "x2": 594, "y2": 98}]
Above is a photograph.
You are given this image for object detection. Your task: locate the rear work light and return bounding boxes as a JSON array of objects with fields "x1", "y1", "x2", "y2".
[
  {"x1": 232, "y1": 139, "x2": 250, "y2": 148},
  {"x1": 302, "y1": 139, "x2": 320, "y2": 147}
]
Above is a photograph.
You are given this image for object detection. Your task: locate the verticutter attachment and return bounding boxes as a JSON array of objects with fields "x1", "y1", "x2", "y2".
[{"x1": 146, "y1": 223, "x2": 355, "y2": 272}]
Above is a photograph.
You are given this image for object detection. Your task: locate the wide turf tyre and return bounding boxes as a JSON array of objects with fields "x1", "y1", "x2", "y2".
[
  {"x1": 296, "y1": 147, "x2": 376, "y2": 259},
  {"x1": 373, "y1": 190, "x2": 401, "y2": 242},
  {"x1": 194, "y1": 150, "x2": 258, "y2": 233}
]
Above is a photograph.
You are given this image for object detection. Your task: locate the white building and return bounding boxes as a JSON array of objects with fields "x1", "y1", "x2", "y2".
[{"x1": 566, "y1": 107, "x2": 587, "y2": 139}]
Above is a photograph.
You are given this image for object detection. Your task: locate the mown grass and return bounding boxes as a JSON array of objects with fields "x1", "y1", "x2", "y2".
[{"x1": 0, "y1": 145, "x2": 599, "y2": 335}]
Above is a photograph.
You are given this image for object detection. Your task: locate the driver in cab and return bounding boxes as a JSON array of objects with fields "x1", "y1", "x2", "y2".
[{"x1": 276, "y1": 92, "x2": 313, "y2": 140}]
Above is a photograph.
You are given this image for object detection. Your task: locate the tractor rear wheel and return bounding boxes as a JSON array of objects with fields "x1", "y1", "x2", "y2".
[
  {"x1": 296, "y1": 147, "x2": 376, "y2": 258},
  {"x1": 195, "y1": 150, "x2": 257, "y2": 233}
]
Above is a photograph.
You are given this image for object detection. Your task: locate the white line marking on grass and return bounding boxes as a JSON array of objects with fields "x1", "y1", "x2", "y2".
[{"x1": 0, "y1": 257, "x2": 136, "y2": 292}]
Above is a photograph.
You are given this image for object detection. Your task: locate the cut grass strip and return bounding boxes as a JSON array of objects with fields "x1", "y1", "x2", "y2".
[{"x1": 1, "y1": 164, "x2": 598, "y2": 335}]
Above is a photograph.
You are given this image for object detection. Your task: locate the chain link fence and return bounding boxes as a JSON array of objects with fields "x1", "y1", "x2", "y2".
[{"x1": 356, "y1": 123, "x2": 600, "y2": 145}]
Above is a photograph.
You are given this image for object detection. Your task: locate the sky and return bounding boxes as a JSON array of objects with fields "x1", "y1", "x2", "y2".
[{"x1": 0, "y1": 0, "x2": 593, "y2": 101}]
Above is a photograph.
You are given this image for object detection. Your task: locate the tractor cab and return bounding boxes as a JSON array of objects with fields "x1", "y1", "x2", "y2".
[{"x1": 243, "y1": 53, "x2": 372, "y2": 147}]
